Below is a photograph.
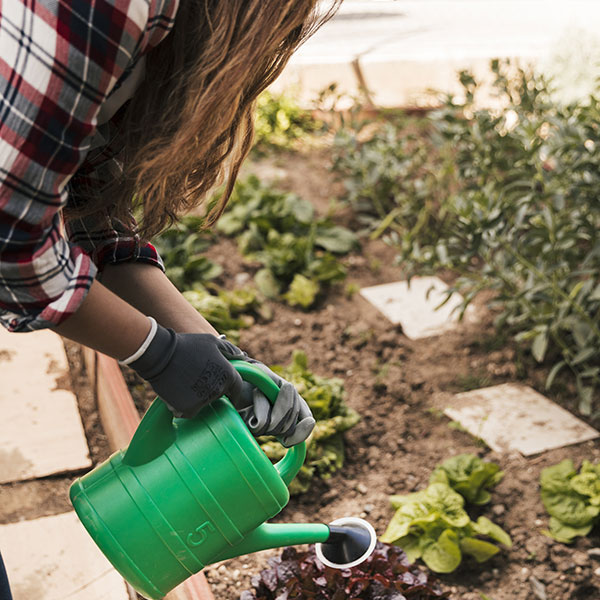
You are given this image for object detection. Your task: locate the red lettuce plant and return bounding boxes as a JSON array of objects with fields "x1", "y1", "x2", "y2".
[{"x1": 240, "y1": 543, "x2": 450, "y2": 600}]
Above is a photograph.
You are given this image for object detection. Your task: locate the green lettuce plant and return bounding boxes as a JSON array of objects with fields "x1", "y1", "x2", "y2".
[
  {"x1": 155, "y1": 215, "x2": 271, "y2": 342},
  {"x1": 540, "y1": 458, "x2": 600, "y2": 543},
  {"x1": 216, "y1": 176, "x2": 358, "y2": 308},
  {"x1": 258, "y1": 350, "x2": 360, "y2": 494},
  {"x1": 430, "y1": 454, "x2": 504, "y2": 505},
  {"x1": 182, "y1": 286, "x2": 269, "y2": 344},
  {"x1": 381, "y1": 482, "x2": 512, "y2": 573}
]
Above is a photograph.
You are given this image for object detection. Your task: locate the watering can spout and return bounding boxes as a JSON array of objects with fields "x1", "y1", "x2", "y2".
[
  {"x1": 209, "y1": 518, "x2": 377, "y2": 569},
  {"x1": 208, "y1": 522, "x2": 330, "y2": 564}
]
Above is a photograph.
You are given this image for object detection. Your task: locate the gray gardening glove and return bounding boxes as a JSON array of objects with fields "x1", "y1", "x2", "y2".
[
  {"x1": 218, "y1": 339, "x2": 316, "y2": 448},
  {"x1": 128, "y1": 325, "x2": 244, "y2": 419}
]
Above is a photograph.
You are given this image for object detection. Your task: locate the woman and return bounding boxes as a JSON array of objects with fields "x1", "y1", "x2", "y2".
[{"x1": 0, "y1": 0, "x2": 340, "y2": 594}]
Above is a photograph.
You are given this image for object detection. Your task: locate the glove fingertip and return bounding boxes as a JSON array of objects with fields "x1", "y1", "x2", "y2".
[{"x1": 281, "y1": 416, "x2": 316, "y2": 448}]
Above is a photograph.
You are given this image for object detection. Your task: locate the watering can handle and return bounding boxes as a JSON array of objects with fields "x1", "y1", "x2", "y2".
[
  {"x1": 228, "y1": 360, "x2": 306, "y2": 486},
  {"x1": 123, "y1": 360, "x2": 306, "y2": 487}
]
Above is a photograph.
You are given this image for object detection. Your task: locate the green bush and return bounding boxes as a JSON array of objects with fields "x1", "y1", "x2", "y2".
[
  {"x1": 332, "y1": 116, "x2": 441, "y2": 240},
  {"x1": 333, "y1": 60, "x2": 600, "y2": 415},
  {"x1": 253, "y1": 90, "x2": 321, "y2": 154}
]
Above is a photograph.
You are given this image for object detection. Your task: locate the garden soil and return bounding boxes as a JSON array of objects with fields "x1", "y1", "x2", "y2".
[
  {"x1": 5, "y1": 146, "x2": 598, "y2": 600},
  {"x1": 124, "y1": 148, "x2": 600, "y2": 600}
]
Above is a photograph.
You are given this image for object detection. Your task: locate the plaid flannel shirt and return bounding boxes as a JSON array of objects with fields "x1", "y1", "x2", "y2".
[{"x1": 0, "y1": 0, "x2": 178, "y2": 332}]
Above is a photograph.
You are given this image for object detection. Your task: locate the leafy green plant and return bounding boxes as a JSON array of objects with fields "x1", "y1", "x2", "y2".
[
  {"x1": 217, "y1": 176, "x2": 358, "y2": 308},
  {"x1": 253, "y1": 90, "x2": 321, "y2": 154},
  {"x1": 154, "y1": 215, "x2": 269, "y2": 342},
  {"x1": 182, "y1": 286, "x2": 268, "y2": 344},
  {"x1": 332, "y1": 59, "x2": 600, "y2": 414},
  {"x1": 153, "y1": 215, "x2": 222, "y2": 291},
  {"x1": 381, "y1": 482, "x2": 512, "y2": 573},
  {"x1": 540, "y1": 458, "x2": 600, "y2": 543},
  {"x1": 240, "y1": 543, "x2": 450, "y2": 600},
  {"x1": 258, "y1": 350, "x2": 360, "y2": 494},
  {"x1": 332, "y1": 118, "x2": 441, "y2": 239},
  {"x1": 430, "y1": 454, "x2": 504, "y2": 505}
]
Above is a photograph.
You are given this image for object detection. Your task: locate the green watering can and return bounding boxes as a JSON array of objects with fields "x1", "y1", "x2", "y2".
[{"x1": 70, "y1": 360, "x2": 376, "y2": 599}]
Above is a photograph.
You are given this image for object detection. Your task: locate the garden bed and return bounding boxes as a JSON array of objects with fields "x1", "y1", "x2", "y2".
[{"x1": 121, "y1": 147, "x2": 600, "y2": 600}]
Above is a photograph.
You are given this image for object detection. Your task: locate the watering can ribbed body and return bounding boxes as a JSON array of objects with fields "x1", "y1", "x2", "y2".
[{"x1": 70, "y1": 361, "x2": 306, "y2": 599}]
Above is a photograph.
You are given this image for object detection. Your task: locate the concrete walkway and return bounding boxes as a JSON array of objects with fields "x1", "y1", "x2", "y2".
[
  {"x1": 273, "y1": 0, "x2": 600, "y2": 106},
  {"x1": 0, "y1": 328, "x2": 91, "y2": 484},
  {"x1": 0, "y1": 330, "x2": 131, "y2": 599}
]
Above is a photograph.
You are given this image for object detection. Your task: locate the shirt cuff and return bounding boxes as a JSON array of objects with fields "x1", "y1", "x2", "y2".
[
  {"x1": 95, "y1": 239, "x2": 165, "y2": 273},
  {"x1": 0, "y1": 249, "x2": 97, "y2": 332}
]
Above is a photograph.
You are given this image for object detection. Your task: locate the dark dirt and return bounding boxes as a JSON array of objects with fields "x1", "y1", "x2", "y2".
[
  {"x1": 123, "y1": 148, "x2": 600, "y2": 600},
  {"x1": 5, "y1": 142, "x2": 598, "y2": 600}
]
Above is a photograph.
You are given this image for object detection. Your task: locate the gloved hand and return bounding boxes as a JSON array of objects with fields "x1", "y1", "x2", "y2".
[
  {"x1": 217, "y1": 338, "x2": 316, "y2": 448},
  {"x1": 125, "y1": 321, "x2": 245, "y2": 418}
]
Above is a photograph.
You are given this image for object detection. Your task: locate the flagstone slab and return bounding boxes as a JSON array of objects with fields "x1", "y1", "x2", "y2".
[
  {"x1": 0, "y1": 511, "x2": 129, "y2": 600},
  {"x1": 444, "y1": 383, "x2": 600, "y2": 456},
  {"x1": 0, "y1": 328, "x2": 91, "y2": 483},
  {"x1": 359, "y1": 277, "x2": 475, "y2": 339}
]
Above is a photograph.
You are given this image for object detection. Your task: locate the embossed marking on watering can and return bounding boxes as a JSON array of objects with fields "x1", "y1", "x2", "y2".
[{"x1": 187, "y1": 521, "x2": 216, "y2": 547}]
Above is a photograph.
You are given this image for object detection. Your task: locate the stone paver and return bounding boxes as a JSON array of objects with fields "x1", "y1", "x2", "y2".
[
  {"x1": 359, "y1": 276, "x2": 475, "y2": 339},
  {"x1": 444, "y1": 383, "x2": 600, "y2": 456},
  {"x1": 0, "y1": 328, "x2": 91, "y2": 483},
  {"x1": 0, "y1": 511, "x2": 129, "y2": 600}
]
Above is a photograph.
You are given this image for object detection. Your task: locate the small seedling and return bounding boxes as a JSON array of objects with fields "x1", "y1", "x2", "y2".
[
  {"x1": 426, "y1": 407, "x2": 445, "y2": 419},
  {"x1": 344, "y1": 281, "x2": 360, "y2": 298}
]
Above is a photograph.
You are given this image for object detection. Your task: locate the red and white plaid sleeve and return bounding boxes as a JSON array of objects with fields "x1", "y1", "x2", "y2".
[
  {"x1": 0, "y1": 0, "x2": 177, "y2": 332},
  {"x1": 64, "y1": 112, "x2": 166, "y2": 274}
]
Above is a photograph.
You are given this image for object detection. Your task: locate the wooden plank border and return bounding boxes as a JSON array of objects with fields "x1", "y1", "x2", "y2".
[{"x1": 82, "y1": 348, "x2": 215, "y2": 600}]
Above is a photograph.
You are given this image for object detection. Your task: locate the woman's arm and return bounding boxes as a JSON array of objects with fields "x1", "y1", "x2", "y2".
[
  {"x1": 99, "y1": 261, "x2": 218, "y2": 335},
  {"x1": 52, "y1": 279, "x2": 151, "y2": 360},
  {"x1": 71, "y1": 259, "x2": 314, "y2": 442},
  {"x1": 52, "y1": 267, "x2": 246, "y2": 418}
]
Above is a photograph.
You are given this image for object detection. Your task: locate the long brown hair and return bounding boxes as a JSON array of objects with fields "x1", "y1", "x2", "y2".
[{"x1": 107, "y1": 0, "x2": 341, "y2": 239}]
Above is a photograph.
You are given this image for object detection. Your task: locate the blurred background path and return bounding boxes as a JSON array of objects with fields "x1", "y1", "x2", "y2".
[{"x1": 273, "y1": 0, "x2": 600, "y2": 106}]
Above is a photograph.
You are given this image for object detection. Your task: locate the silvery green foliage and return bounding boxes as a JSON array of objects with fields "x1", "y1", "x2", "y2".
[{"x1": 333, "y1": 59, "x2": 600, "y2": 415}]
